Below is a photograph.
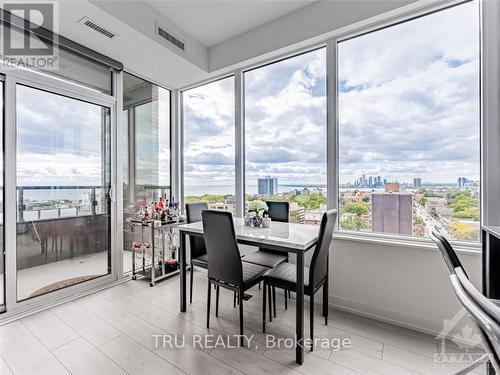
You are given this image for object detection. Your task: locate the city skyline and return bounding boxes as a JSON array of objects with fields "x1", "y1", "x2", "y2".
[{"x1": 341, "y1": 174, "x2": 479, "y2": 188}]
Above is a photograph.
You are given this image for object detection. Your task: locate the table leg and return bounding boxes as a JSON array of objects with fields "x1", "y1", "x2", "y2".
[
  {"x1": 180, "y1": 232, "x2": 187, "y2": 312},
  {"x1": 296, "y1": 252, "x2": 304, "y2": 365}
]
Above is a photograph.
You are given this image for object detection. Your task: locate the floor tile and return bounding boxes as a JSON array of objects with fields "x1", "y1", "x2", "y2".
[
  {"x1": 211, "y1": 345, "x2": 302, "y2": 375},
  {"x1": 51, "y1": 301, "x2": 121, "y2": 347},
  {"x1": 0, "y1": 355, "x2": 12, "y2": 375},
  {"x1": 0, "y1": 333, "x2": 69, "y2": 375},
  {"x1": 77, "y1": 294, "x2": 167, "y2": 350},
  {"x1": 265, "y1": 346, "x2": 360, "y2": 375},
  {"x1": 155, "y1": 342, "x2": 244, "y2": 375},
  {"x1": 0, "y1": 320, "x2": 29, "y2": 345},
  {"x1": 99, "y1": 334, "x2": 185, "y2": 375},
  {"x1": 330, "y1": 348, "x2": 421, "y2": 375},
  {"x1": 53, "y1": 337, "x2": 127, "y2": 375},
  {"x1": 22, "y1": 310, "x2": 80, "y2": 350}
]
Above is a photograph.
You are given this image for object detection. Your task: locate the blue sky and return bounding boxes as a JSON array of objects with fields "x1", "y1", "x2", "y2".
[
  {"x1": 338, "y1": 1, "x2": 479, "y2": 185},
  {"x1": 183, "y1": 1, "x2": 479, "y2": 195}
]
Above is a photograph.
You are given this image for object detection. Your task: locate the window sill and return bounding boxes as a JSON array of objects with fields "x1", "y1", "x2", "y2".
[{"x1": 332, "y1": 230, "x2": 482, "y2": 255}]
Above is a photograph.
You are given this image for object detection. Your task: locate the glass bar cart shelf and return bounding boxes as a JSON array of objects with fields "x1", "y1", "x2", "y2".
[{"x1": 130, "y1": 218, "x2": 184, "y2": 286}]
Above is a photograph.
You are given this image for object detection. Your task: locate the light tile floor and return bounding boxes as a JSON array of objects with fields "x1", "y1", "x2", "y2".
[{"x1": 0, "y1": 269, "x2": 488, "y2": 375}]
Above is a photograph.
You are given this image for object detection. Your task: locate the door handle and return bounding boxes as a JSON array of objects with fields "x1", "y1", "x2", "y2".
[{"x1": 109, "y1": 185, "x2": 116, "y2": 202}]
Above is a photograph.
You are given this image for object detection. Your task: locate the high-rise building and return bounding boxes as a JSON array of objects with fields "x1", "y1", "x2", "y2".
[
  {"x1": 413, "y1": 178, "x2": 422, "y2": 188},
  {"x1": 372, "y1": 193, "x2": 413, "y2": 235},
  {"x1": 457, "y1": 177, "x2": 468, "y2": 188},
  {"x1": 368, "y1": 176, "x2": 373, "y2": 188},
  {"x1": 258, "y1": 176, "x2": 278, "y2": 195}
]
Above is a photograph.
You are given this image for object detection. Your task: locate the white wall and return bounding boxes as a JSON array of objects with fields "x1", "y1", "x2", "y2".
[
  {"x1": 208, "y1": 0, "x2": 417, "y2": 73},
  {"x1": 328, "y1": 239, "x2": 481, "y2": 336}
]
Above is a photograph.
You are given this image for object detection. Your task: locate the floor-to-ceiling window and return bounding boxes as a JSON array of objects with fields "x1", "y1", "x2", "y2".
[
  {"x1": 337, "y1": 1, "x2": 480, "y2": 241},
  {"x1": 122, "y1": 72, "x2": 171, "y2": 273},
  {"x1": 182, "y1": 77, "x2": 235, "y2": 213},
  {"x1": 244, "y1": 49, "x2": 327, "y2": 224},
  {"x1": 16, "y1": 85, "x2": 111, "y2": 301}
]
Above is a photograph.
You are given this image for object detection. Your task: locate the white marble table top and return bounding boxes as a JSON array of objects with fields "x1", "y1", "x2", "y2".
[{"x1": 177, "y1": 217, "x2": 319, "y2": 251}]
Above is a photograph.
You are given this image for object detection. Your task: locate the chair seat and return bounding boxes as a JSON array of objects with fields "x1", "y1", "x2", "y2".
[
  {"x1": 242, "y1": 250, "x2": 287, "y2": 268},
  {"x1": 263, "y1": 262, "x2": 311, "y2": 293},
  {"x1": 242, "y1": 262, "x2": 269, "y2": 288},
  {"x1": 191, "y1": 254, "x2": 208, "y2": 268}
]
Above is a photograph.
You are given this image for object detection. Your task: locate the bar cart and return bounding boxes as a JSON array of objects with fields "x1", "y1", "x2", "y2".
[{"x1": 130, "y1": 218, "x2": 184, "y2": 286}]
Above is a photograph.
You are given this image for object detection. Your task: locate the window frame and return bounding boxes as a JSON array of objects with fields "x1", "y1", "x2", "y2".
[
  {"x1": 334, "y1": 0, "x2": 481, "y2": 248},
  {"x1": 242, "y1": 46, "x2": 328, "y2": 222},
  {"x1": 121, "y1": 70, "x2": 173, "y2": 274},
  {"x1": 176, "y1": 0, "x2": 481, "y2": 251},
  {"x1": 179, "y1": 74, "x2": 237, "y2": 213}
]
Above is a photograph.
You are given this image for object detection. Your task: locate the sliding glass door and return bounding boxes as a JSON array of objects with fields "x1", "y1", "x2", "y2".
[{"x1": 16, "y1": 85, "x2": 111, "y2": 301}]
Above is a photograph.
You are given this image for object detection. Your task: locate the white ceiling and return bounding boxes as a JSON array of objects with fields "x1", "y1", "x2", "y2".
[{"x1": 145, "y1": 0, "x2": 316, "y2": 47}]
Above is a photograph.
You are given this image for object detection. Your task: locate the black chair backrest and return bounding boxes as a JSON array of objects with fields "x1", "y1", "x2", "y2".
[
  {"x1": 202, "y1": 210, "x2": 243, "y2": 287},
  {"x1": 186, "y1": 202, "x2": 208, "y2": 259},
  {"x1": 265, "y1": 201, "x2": 289, "y2": 222},
  {"x1": 451, "y1": 268, "x2": 500, "y2": 372},
  {"x1": 430, "y1": 229, "x2": 465, "y2": 276},
  {"x1": 455, "y1": 267, "x2": 500, "y2": 326},
  {"x1": 309, "y1": 209, "x2": 337, "y2": 289}
]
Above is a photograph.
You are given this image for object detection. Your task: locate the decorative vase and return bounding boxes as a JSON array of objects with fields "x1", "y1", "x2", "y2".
[
  {"x1": 262, "y1": 217, "x2": 271, "y2": 228},
  {"x1": 252, "y1": 214, "x2": 263, "y2": 228},
  {"x1": 244, "y1": 215, "x2": 252, "y2": 226}
]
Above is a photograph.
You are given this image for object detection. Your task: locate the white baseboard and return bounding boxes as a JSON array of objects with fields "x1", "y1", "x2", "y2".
[{"x1": 328, "y1": 294, "x2": 447, "y2": 338}]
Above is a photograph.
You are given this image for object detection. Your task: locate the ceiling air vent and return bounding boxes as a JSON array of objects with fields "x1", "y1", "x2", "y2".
[
  {"x1": 157, "y1": 25, "x2": 185, "y2": 51},
  {"x1": 78, "y1": 17, "x2": 117, "y2": 39}
]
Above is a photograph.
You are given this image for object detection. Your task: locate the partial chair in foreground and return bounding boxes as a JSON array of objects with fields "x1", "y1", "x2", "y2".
[
  {"x1": 430, "y1": 229, "x2": 500, "y2": 374},
  {"x1": 186, "y1": 202, "x2": 209, "y2": 304},
  {"x1": 262, "y1": 209, "x2": 337, "y2": 352},
  {"x1": 202, "y1": 210, "x2": 269, "y2": 346}
]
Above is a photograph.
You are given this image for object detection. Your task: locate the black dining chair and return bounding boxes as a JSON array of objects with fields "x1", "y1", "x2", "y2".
[
  {"x1": 242, "y1": 201, "x2": 290, "y2": 312},
  {"x1": 202, "y1": 210, "x2": 269, "y2": 346},
  {"x1": 430, "y1": 229, "x2": 500, "y2": 374},
  {"x1": 262, "y1": 209, "x2": 337, "y2": 351},
  {"x1": 186, "y1": 202, "x2": 209, "y2": 304}
]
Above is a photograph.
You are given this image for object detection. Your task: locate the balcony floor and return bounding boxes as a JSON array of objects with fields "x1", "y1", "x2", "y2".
[{"x1": 0, "y1": 269, "x2": 486, "y2": 375}]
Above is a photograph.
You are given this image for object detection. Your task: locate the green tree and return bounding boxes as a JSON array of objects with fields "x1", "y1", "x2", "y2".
[
  {"x1": 418, "y1": 196, "x2": 427, "y2": 206},
  {"x1": 340, "y1": 216, "x2": 369, "y2": 231},
  {"x1": 451, "y1": 207, "x2": 480, "y2": 221},
  {"x1": 342, "y1": 201, "x2": 369, "y2": 216},
  {"x1": 292, "y1": 193, "x2": 326, "y2": 211},
  {"x1": 185, "y1": 194, "x2": 225, "y2": 204},
  {"x1": 448, "y1": 222, "x2": 479, "y2": 241},
  {"x1": 414, "y1": 215, "x2": 424, "y2": 225},
  {"x1": 447, "y1": 191, "x2": 479, "y2": 221}
]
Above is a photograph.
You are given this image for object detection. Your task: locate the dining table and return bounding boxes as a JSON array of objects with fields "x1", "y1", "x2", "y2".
[{"x1": 177, "y1": 217, "x2": 321, "y2": 365}]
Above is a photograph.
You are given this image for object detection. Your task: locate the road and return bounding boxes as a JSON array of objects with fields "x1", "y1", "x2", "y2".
[{"x1": 415, "y1": 204, "x2": 449, "y2": 237}]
